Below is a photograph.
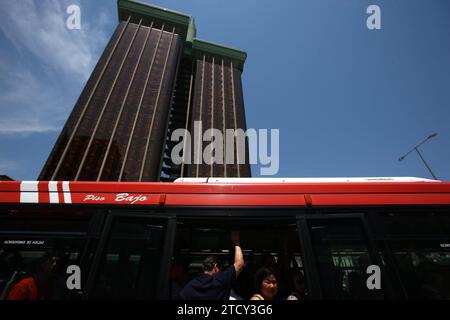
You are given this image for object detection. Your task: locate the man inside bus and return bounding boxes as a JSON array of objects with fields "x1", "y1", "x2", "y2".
[
  {"x1": 180, "y1": 231, "x2": 244, "y2": 300},
  {"x1": 6, "y1": 251, "x2": 59, "y2": 300}
]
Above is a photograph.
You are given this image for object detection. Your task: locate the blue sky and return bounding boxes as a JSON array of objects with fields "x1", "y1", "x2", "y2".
[{"x1": 0, "y1": 0, "x2": 449, "y2": 181}]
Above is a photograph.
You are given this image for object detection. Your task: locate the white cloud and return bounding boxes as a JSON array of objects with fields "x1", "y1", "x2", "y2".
[
  {"x1": 0, "y1": 0, "x2": 110, "y2": 80},
  {"x1": 0, "y1": 65, "x2": 65, "y2": 133},
  {"x1": 0, "y1": 0, "x2": 111, "y2": 134}
]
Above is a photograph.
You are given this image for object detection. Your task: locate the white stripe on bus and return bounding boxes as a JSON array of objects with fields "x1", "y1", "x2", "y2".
[
  {"x1": 49, "y1": 181, "x2": 59, "y2": 204},
  {"x1": 19, "y1": 181, "x2": 39, "y2": 203},
  {"x1": 62, "y1": 181, "x2": 72, "y2": 204}
]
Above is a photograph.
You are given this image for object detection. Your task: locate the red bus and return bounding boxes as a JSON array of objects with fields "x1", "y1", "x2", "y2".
[{"x1": 1, "y1": 177, "x2": 450, "y2": 300}]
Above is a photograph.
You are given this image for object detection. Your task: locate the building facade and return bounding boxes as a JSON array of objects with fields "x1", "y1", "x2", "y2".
[{"x1": 39, "y1": 0, "x2": 250, "y2": 182}]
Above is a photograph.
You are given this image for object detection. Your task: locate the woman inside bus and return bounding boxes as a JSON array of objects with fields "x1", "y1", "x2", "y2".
[
  {"x1": 285, "y1": 268, "x2": 306, "y2": 300},
  {"x1": 250, "y1": 267, "x2": 279, "y2": 300}
]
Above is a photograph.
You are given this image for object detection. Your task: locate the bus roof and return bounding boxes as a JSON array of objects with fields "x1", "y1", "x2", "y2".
[
  {"x1": 174, "y1": 177, "x2": 439, "y2": 183},
  {"x1": 0, "y1": 178, "x2": 450, "y2": 207}
]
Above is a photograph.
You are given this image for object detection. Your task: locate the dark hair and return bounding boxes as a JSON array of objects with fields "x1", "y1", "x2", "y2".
[
  {"x1": 287, "y1": 268, "x2": 305, "y2": 295},
  {"x1": 202, "y1": 256, "x2": 221, "y2": 272},
  {"x1": 34, "y1": 251, "x2": 58, "y2": 275},
  {"x1": 254, "y1": 267, "x2": 277, "y2": 292}
]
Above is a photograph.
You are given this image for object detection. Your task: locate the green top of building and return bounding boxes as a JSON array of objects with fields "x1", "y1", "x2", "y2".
[{"x1": 117, "y1": 0, "x2": 246, "y2": 70}]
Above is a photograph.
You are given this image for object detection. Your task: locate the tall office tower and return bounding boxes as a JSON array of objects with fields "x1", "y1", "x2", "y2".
[{"x1": 39, "y1": 0, "x2": 250, "y2": 182}]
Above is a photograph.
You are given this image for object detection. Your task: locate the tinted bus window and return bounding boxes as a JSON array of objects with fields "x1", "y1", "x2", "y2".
[
  {"x1": 308, "y1": 218, "x2": 384, "y2": 300},
  {"x1": 371, "y1": 211, "x2": 450, "y2": 299},
  {"x1": 89, "y1": 217, "x2": 166, "y2": 299},
  {"x1": 387, "y1": 240, "x2": 450, "y2": 299},
  {"x1": 0, "y1": 209, "x2": 93, "y2": 300},
  {"x1": 0, "y1": 237, "x2": 87, "y2": 300}
]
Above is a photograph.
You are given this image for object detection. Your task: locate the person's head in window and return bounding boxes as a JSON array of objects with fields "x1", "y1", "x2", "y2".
[
  {"x1": 251, "y1": 267, "x2": 279, "y2": 300},
  {"x1": 32, "y1": 251, "x2": 59, "y2": 281},
  {"x1": 33, "y1": 251, "x2": 60, "y2": 293},
  {"x1": 286, "y1": 269, "x2": 305, "y2": 300},
  {"x1": 202, "y1": 255, "x2": 221, "y2": 275}
]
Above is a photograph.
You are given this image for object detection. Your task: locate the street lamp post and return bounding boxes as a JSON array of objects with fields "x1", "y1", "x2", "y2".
[{"x1": 399, "y1": 133, "x2": 438, "y2": 180}]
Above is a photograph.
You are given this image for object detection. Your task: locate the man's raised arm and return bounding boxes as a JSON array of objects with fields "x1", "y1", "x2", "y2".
[{"x1": 231, "y1": 231, "x2": 244, "y2": 277}]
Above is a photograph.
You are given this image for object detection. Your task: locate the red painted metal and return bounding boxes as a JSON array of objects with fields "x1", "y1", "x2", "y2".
[{"x1": 0, "y1": 180, "x2": 450, "y2": 207}]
